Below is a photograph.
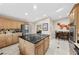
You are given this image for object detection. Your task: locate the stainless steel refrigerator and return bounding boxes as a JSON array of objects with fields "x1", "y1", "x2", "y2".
[{"x1": 21, "y1": 24, "x2": 29, "y2": 36}]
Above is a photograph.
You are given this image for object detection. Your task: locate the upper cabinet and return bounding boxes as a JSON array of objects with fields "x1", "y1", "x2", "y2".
[
  {"x1": 69, "y1": 3, "x2": 79, "y2": 42},
  {"x1": 69, "y1": 4, "x2": 78, "y2": 20},
  {"x1": 0, "y1": 16, "x2": 27, "y2": 29},
  {"x1": 69, "y1": 4, "x2": 79, "y2": 26}
]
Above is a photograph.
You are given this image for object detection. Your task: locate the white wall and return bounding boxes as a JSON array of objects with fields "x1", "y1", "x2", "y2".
[
  {"x1": 34, "y1": 18, "x2": 51, "y2": 34},
  {"x1": 34, "y1": 17, "x2": 54, "y2": 40},
  {"x1": 50, "y1": 19, "x2": 55, "y2": 38},
  {"x1": 28, "y1": 22, "x2": 35, "y2": 34}
]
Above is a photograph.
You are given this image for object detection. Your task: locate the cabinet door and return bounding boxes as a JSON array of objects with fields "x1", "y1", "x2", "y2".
[
  {"x1": 35, "y1": 44, "x2": 44, "y2": 55},
  {"x1": 19, "y1": 38, "x2": 34, "y2": 55},
  {"x1": 0, "y1": 34, "x2": 6, "y2": 48},
  {"x1": 77, "y1": 6, "x2": 79, "y2": 32},
  {"x1": 19, "y1": 38, "x2": 25, "y2": 55},
  {"x1": 35, "y1": 40, "x2": 44, "y2": 55},
  {"x1": 6, "y1": 34, "x2": 13, "y2": 45},
  {"x1": 0, "y1": 19, "x2": 4, "y2": 29},
  {"x1": 44, "y1": 37, "x2": 49, "y2": 54},
  {"x1": 12, "y1": 34, "x2": 19, "y2": 44},
  {"x1": 24, "y1": 40, "x2": 35, "y2": 55}
]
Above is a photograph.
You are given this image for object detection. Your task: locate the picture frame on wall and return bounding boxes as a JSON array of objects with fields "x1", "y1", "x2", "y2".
[{"x1": 42, "y1": 23, "x2": 48, "y2": 31}]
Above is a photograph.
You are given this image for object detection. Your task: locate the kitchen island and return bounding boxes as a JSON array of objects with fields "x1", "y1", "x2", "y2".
[{"x1": 19, "y1": 34, "x2": 50, "y2": 55}]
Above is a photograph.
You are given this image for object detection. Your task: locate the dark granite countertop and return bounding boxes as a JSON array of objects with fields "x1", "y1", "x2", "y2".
[{"x1": 20, "y1": 34, "x2": 49, "y2": 44}]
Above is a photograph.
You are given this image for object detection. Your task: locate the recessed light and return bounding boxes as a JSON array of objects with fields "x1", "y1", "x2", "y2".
[
  {"x1": 56, "y1": 8, "x2": 64, "y2": 12},
  {"x1": 25, "y1": 13, "x2": 28, "y2": 16},
  {"x1": 33, "y1": 4, "x2": 37, "y2": 10}
]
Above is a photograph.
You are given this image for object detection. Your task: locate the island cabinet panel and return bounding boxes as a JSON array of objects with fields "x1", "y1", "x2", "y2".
[
  {"x1": 35, "y1": 40, "x2": 44, "y2": 55},
  {"x1": 19, "y1": 38, "x2": 35, "y2": 55},
  {"x1": 24, "y1": 40, "x2": 35, "y2": 55},
  {"x1": 44, "y1": 37, "x2": 49, "y2": 54},
  {"x1": 19, "y1": 38, "x2": 25, "y2": 55},
  {"x1": 19, "y1": 35, "x2": 50, "y2": 55}
]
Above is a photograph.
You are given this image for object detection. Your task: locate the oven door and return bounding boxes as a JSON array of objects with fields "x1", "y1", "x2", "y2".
[{"x1": 69, "y1": 26, "x2": 76, "y2": 42}]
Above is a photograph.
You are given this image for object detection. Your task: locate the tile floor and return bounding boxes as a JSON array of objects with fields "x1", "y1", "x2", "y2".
[
  {"x1": 0, "y1": 44, "x2": 20, "y2": 55},
  {"x1": 0, "y1": 38, "x2": 70, "y2": 55},
  {"x1": 46, "y1": 39, "x2": 70, "y2": 55}
]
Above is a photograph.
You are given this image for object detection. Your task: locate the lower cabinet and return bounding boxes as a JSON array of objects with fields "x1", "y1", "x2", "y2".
[
  {"x1": 0, "y1": 33, "x2": 21, "y2": 48},
  {"x1": 24, "y1": 41, "x2": 35, "y2": 55},
  {"x1": 35, "y1": 37, "x2": 49, "y2": 55},
  {"x1": 35, "y1": 40, "x2": 44, "y2": 55},
  {"x1": 19, "y1": 38, "x2": 35, "y2": 55},
  {"x1": 12, "y1": 34, "x2": 19, "y2": 44},
  {"x1": 6, "y1": 34, "x2": 13, "y2": 45},
  {"x1": 19, "y1": 38, "x2": 25, "y2": 55},
  {"x1": 44, "y1": 37, "x2": 49, "y2": 54},
  {"x1": 0, "y1": 34, "x2": 6, "y2": 48},
  {"x1": 19, "y1": 36, "x2": 50, "y2": 55}
]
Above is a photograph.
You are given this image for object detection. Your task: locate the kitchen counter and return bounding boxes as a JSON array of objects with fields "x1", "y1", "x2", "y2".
[
  {"x1": 19, "y1": 34, "x2": 50, "y2": 55},
  {"x1": 20, "y1": 34, "x2": 49, "y2": 44}
]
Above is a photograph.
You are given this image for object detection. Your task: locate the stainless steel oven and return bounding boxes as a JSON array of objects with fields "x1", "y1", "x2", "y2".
[
  {"x1": 69, "y1": 26, "x2": 76, "y2": 42},
  {"x1": 69, "y1": 26, "x2": 77, "y2": 55}
]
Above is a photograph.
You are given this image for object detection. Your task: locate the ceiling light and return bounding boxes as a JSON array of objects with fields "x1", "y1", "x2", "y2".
[
  {"x1": 56, "y1": 8, "x2": 64, "y2": 12},
  {"x1": 25, "y1": 13, "x2": 28, "y2": 16},
  {"x1": 33, "y1": 4, "x2": 37, "y2": 10}
]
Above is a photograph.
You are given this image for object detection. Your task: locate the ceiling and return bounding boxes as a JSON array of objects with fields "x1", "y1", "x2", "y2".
[{"x1": 0, "y1": 3, "x2": 74, "y2": 22}]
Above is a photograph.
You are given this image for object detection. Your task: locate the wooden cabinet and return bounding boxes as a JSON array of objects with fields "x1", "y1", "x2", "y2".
[
  {"x1": 24, "y1": 40, "x2": 35, "y2": 55},
  {"x1": 35, "y1": 40, "x2": 44, "y2": 55},
  {"x1": 5, "y1": 34, "x2": 13, "y2": 45},
  {"x1": 12, "y1": 33, "x2": 19, "y2": 44},
  {"x1": 0, "y1": 32, "x2": 21, "y2": 48},
  {"x1": 0, "y1": 34, "x2": 6, "y2": 48},
  {"x1": 44, "y1": 37, "x2": 49, "y2": 54},
  {"x1": 35, "y1": 37, "x2": 50, "y2": 55},
  {"x1": 69, "y1": 3, "x2": 79, "y2": 43},
  {"x1": 19, "y1": 38, "x2": 25, "y2": 54},
  {"x1": 19, "y1": 36, "x2": 49, "y2": 55},
  {"x1": 35, "y1": 44, "x2": 44, "y2": 55},
  {"x1": 0, "y1": 16, "x2": 25, "y2": 29},
  {"x1": 19, "y1": 38, "x2": 35, "y2": 55}
]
